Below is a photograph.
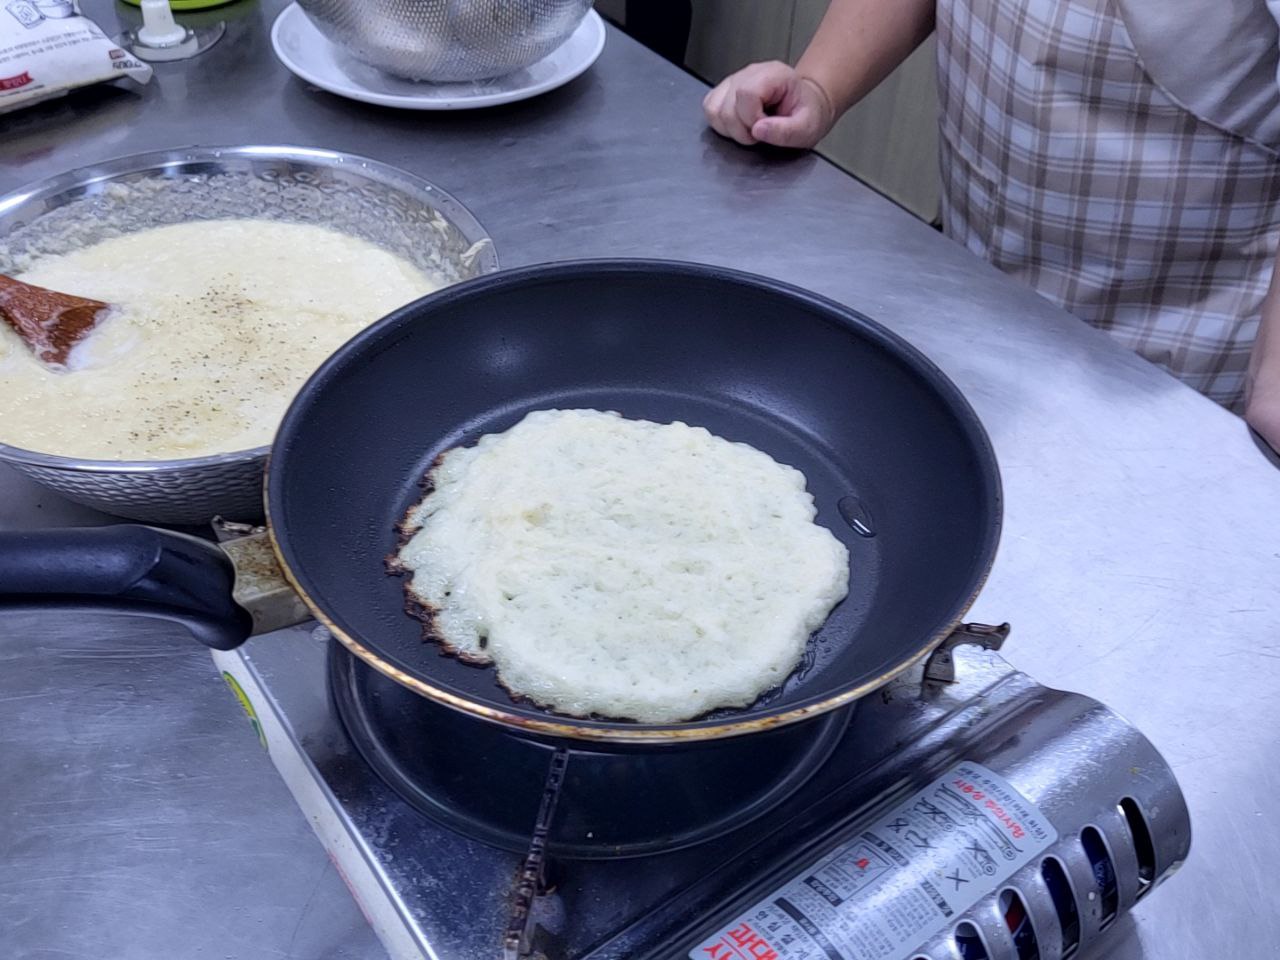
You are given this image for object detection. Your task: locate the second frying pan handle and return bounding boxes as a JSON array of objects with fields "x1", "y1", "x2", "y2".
[{"x1": 0, "y1": 525, "x2": 253, "y2": 650}]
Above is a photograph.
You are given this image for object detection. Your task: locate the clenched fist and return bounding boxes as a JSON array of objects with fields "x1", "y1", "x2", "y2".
[{"x1": 702, "y1": 61, "x2": 837, "y2": 149}]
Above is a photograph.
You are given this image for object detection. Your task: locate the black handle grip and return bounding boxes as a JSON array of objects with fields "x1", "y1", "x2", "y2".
[{"x1": 0, "y1": 525, "x2": 253, "y2": 650}]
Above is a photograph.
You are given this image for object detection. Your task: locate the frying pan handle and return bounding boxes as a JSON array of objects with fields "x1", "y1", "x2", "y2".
[{"x1": 0, "y1": 525, "x2": 253, "y2": 651}]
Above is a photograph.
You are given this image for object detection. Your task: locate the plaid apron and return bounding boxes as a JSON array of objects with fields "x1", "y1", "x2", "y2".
[{"x1": 935, "y1": 0, "x2": 1280, "y2": 410}]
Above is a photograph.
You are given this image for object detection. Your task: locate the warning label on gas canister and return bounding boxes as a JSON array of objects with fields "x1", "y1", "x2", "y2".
[{"x1": 690, "y1": 762, "x2": 1057, "y2": 960}]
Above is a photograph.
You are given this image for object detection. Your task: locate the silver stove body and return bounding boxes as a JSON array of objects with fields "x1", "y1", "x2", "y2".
[{"x1": 211, "y1": 628, "x2": 1189, "y2": 960}]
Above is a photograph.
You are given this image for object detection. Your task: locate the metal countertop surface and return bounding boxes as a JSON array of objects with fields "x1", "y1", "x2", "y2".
[{"x1": 1, "y1": 2, "x2": 1277, "y2": 958}]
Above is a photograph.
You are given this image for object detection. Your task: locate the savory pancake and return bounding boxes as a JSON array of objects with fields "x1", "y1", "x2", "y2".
[{"x1": 391, "y1": 409, "x2": 850, "y2": 723}]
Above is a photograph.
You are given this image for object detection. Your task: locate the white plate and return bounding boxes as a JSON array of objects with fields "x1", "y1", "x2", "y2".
[{"x1": 270, "y1": 4, "x2": 606, "y2": 111}]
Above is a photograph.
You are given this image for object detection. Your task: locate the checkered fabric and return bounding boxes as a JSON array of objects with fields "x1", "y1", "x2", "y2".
[{"x1": 935, "y1": 0, "x2": 1280, "y2": 409}]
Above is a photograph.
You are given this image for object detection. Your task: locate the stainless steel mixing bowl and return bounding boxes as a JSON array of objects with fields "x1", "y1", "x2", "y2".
[
  {"x1": 0, "y1": 145, "x2": 498, "y2": 525},
  {"x1": 296, "y1": 0, "x2": 593, "y2": 82}
]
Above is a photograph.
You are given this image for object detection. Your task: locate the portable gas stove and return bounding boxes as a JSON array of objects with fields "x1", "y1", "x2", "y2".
[{"x1": 211, "y1": 614, "x2": 1190, "y2": 960}]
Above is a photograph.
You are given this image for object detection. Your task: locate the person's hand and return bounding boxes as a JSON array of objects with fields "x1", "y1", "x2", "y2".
[{"x1": 702, "y1": 61, "x2": 837, "y2": 149}]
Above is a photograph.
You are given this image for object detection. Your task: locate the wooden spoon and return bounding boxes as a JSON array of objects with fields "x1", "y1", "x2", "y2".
[{"x1": 0, "y1": 273, "x2": 111, "y2": 367}]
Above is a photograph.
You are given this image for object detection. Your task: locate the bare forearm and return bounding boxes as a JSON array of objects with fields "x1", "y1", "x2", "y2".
[
  {"x1": 1252, "y1": 253, "x2": 1280, "y2": 381},
  {"x1": 1244, "y1": 251, "x2": 1280, "y2": 449},
  {"x1": 797, "y1": 0, "x2": 936, "y2": 114}
]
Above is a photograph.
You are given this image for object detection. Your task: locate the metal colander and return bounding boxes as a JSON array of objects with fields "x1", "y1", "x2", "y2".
[{"x1": 296, "y1": 0, "x2": 593, "y2": 82}]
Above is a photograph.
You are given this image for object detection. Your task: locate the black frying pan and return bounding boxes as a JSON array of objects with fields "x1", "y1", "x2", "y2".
[{"x1": 0, "y1": 261, "x2": 1000, "y2": 743}]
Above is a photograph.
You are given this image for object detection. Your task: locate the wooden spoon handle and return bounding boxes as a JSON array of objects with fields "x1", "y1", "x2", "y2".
[{"x1": 0, "y1": 273, "x2": 111, "y2": 367}]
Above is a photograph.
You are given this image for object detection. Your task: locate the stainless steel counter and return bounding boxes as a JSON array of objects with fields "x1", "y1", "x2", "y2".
[{"x1": 2, "y1": 2, "x2": 1277, "y2": 957}]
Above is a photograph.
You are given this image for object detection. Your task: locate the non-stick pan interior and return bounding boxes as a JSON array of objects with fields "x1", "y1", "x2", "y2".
[{"x1": 269, "y1": 261, "x2": 1000, "y2": 733}]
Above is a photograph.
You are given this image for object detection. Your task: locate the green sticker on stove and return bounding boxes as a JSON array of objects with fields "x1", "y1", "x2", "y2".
[{"x1": 223, "y1": 671, "x2": 267, "y2": 752}]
